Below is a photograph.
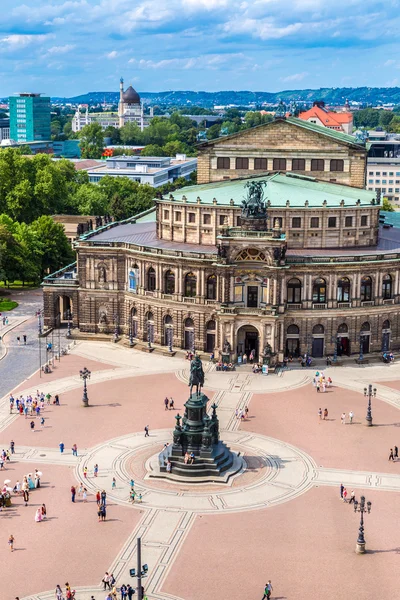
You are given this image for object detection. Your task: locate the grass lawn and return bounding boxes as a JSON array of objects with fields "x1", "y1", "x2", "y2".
[
  {"x1": 0, "y1": 281, "x2": 38, "y2": 291},
  {"x1": 0, "y1": 299, "x2": 19, "y2": 311}
]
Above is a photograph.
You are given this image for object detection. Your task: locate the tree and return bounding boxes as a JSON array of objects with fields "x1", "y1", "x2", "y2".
[
  {"x1": 29, "y1": 216, "x2": 74, "y2": 278},
  {"x1": 389, "y1": 116, "x2": 400, "y2": 133},
  {"x1": 79, "y1": 123, "x2": 104, "y2": 158},
  {"x1": 73, "y1": 183, "x2": 109, "y2": 215},
  {"x1": 110, "y1": 193, "x2": 127, "y2": 221},
  {"x1": 382, "y1": 197, "x2": 394, "y2": 211},
  {"x1": 104, "y1": 126, "x2": 121, "y2": 144},
  {"x1": 163, "y1": 140, "x2": 188, "y2": 156},
  {"x1": 141, "y1": 144, "x2": 165, "y2": 156},
  {"x1": 379, "y1": 111, "x2": 394, "y2": 130},
  {"x1": 0, "y1": 215, "x2": 24, "y2": 285},
  {"x1": 353, "y1": 108, "x2": 380, "y2": 129},
  {"x1": 119, "y1": 122, "x2": 142, "y2": 145}
]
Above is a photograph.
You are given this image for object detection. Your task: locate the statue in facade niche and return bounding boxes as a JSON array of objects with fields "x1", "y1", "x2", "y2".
[
  {"x1": 223, "y1": 339, "x2": 231, "y2": 353},
  {"x1": 98, "y1": 266, "x2": 106, "y2": 283},
  {"x1": 241, "y1": 180, "x2": 268, "y2": 219}
]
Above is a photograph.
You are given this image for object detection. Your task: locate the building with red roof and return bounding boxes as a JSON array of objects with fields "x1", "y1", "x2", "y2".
[{"x1": 299, "y1": 101, "x2": 353, "y2": 135}]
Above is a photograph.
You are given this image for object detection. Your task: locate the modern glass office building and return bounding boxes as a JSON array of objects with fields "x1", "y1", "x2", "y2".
[{"x1": 9, "y1": 93, "x2": 51, "y2": 142}]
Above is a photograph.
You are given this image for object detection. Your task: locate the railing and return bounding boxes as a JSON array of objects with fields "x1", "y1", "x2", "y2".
[
  {"x1": 287, "y1": 303, "x2": 302, "y2": 310},
  {"x1": 236, "y1": 307, "x2": 266, "y2": 315},
  {"x1": 361, "y1": 300, "x2": 374, "y2": 307},
  {"x1": 43, "y1": 261, "x2": 78, "y2": 285},
  {"x1": 183, "y1": 297, "x2": 196, "y2": 303},
  {"x1": 144, "y1": 291, "x2": 155, "y2": 297},
  {"x1": 162, "y1": 294, "x2": 173, "y2": 300},
  {"x1": 205, "y1": 299, "x2": 218, "y2": 305},
  {"x1": 383, "y1": 298, "x2": 394, "y2": 304},
  {"x1": 312, "y1": 303, "x2": 327, "y2": 309},
  {"x1": 337, "y1": 302, "x2": 352, "y2": 308},
  {"x1": 221, "y1": 229, "x2": 285, "y2": 240}
]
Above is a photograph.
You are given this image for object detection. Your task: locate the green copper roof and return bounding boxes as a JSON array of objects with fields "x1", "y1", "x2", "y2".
[{"x1": 160, "y1": 173, "x2": 378, "y2": 208}]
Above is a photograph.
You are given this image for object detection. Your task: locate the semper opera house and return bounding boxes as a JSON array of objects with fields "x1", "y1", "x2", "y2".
[{"x1": 43, "y1": 117, "x2": 400, "y2": 360}]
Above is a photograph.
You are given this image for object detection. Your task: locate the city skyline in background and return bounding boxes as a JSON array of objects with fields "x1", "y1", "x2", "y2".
[{"x1": 1, "y1": 0, "x2": 400, "y2": 96}]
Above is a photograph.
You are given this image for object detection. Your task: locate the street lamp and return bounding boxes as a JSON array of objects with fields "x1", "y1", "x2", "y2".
[
  {"x1": 129, "y1": 320, "x2": 134, "y2": 347},
  {"x1": 167, "y1": 326, "x2": 173, "y2": 352},
  {"x1": 37, "y1": 310, "x2": 43, "y2": 336},
  {"x1": 80, "y1": 367, "x2": 91, "y2": 407},
  {"x1": 147, "y1": 321, "x2": 152, "y2": 349},
  {"x1": 331, "y1": 335, "x2": 338, "y2": 363},
  {"x1": 353, "y1": 495, "x2": 372, "y2": 554},
  {"x1": 359, "y1": 332, "x2": 364, "y2": 362},
  {"x1": 364, "y1": 384, "x2": 376, "y2": 427}
]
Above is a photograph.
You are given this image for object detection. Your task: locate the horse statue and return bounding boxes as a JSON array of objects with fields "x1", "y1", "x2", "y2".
[{"x1": 189, "y1": 355, "x2": 205, "y2": 398}]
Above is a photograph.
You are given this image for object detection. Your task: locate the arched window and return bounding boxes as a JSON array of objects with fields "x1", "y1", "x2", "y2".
[
  {"x1": 337, "y1": 277, "x2": 350, "y2": 302},
  {"x1": 206, "y1": 275, "x2": 217, "y2": 300},
  {"x1": 287, "y1": 278, "x2": 301, "y2": 304},
  {"x1": 147, "y1": 267, "x2": 156, "y2": 292},
  {"x1": 382, "y1": 274, "x2": 392, "y2": 299},
  {"x1": 129, "y1": 270, "x2": 137, "y2": 291},
  {"x1": 236, "y1": 248, "x2": 267, "y2": 262},
  {"x1": 360, "y1": 276, "x2": 372, "y2": 302},
  {"x1": 165, "y1": 314, "x2": 173, "y2": 325},
  {"x1": 164, "y1": 270, "x2": 175, "y2": 295},
  {"x1": 312, "y1": 324, "x2": 325, "y2": 334},
  {"x1": 361, "y1": 321, "x2": 370, "y2": 332},
  {"x1": 337, "y1": 323, "x2": 348, "y2": 334},
  {"x1": 312, "y1": 278, "x2": 326, "y2": 303},
  {"x1": 382, "y1": 319, "x2": 390, "y2": 330},
  {"x1": 146, "y1": 312, "x2": 154, "y2": 322},
  {"x1": 185, "y1": 317, "x2": 194, "y2": 328},
  {"x1": 184, "y1": 273, "x2": 197, "y2": 297},
  {"x1": 184, "y1": 317, "x2": 195, "y2": 350},
  {"x1": 287, "y1": 324, "x2": 299, "y2": 335},
  {"x1": 130, "y1": 307, "x2": 138, "y2": 337},
  {"x1": 206, "y1": 320, "x2": 216, "y2": 330}
]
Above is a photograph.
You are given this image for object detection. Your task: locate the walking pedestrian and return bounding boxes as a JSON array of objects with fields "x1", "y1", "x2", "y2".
[
  {"x1": 16, "y1": 336, "x2": 20, "y2": 345},
  {"x1": 318, "y1": 407, "x2": 322, "y2": 420},
  {"x1": 71, "y1": 485, "x2": 76, "y2": 503},
  {"x1": 316, "y1": 382, "x2": 320, "y2": 392},
  {"x1": 144, "y1": 425, "x2": 149, "y2": 437},
  {"x1": 59, "y1": 442, "x2": 65, "y2": 453},
  {"x1": 83, "y1": 466, "x2": 88, "y2": 478},
  {"x1": 10, "y1": 440, "x2": 15, "y2": 454},
  {"x1": 127, "y1": 585, "x2": 134, "y2": 600},
  {"x1": 112, "y1": 477, "x2": 116, "y2": 490},
  {"x1": 30, "y1": 420, "x2": 35, "y2": 432},
  {"x1": 94, "y1": 463, "x2": 99, "y2": 477},
  {"x1": 245, "y1": 405, "x2": 249, "y2": 418},
  {"x1": 55, "y1": 584, "x2": 63, "y2": 600},
  {"x1": 102, "y1": 573, "x2": 111, "y2": 590},
  {"x1": 389, "y1": 448, "x2": 395, "y2": 461},
  {"x1": 96, "y1": 490, "x2": 101, "y2": 506},
  {"x1": 349, "y1": 490, "x2": 355, "y2": 504},
  {"x1": 101, "y1": 489, "x2": 107, "y2": 506},
  {"x1": 72, "y1": 444, "x2": 78, "y2": 456},
  {"x1": 169, "y1": 397, "x2": 174, "y2": 410},
  {"x1": 164, "y1": 397, "x2": 169, "y2": 410},
  {"x1": 394, "y1": 445, "x2": 398, "y2": 460},
  {"x1": 82, "y1": 487, "x2": 87, "y2": 502},
  {"x1": 266, "y1": 580, "x2": 273, "y2": 599},
  {"x1": 349, "y1": 411, "x2": 354, "y2": 424},
  {"x1": 341, "y1": 412, "x2": 346, "y2": 424},
  {"x1": 8, "y1": 534, "x2": 15, "y2": 552},
  {"x1": 343, "y1": 488, "x2": 348, "y2": 502},
  {"x1": 40, "y1": 417, "x2": 45, "y2": 427},
  {"x1": 340, "y1": 483, "x2": 344, "y2": 498},
  {"x1": 23, "y1": 489, "x2": 29, "y2": 506},
  {"x1": 23, "y1": 335, "x2": 27, "y2": 345},
  {"x1": 323, "y1": 408, "x2": 328, "y2": 420},
  {"x1": 41, "y1": 503, "x2": 47, "y2": 519}
]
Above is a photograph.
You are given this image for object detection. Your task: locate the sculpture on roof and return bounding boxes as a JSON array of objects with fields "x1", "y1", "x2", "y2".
[
  {"x1": 241, "y1": 180, "x2": 268, "y2": 219},
  {"x1": 275, "y1": 101, "x2": 286, "y2": 119}
]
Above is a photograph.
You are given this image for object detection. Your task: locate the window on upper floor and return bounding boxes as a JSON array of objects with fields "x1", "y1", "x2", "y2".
[
  {"x1": 292, "y1": 217, "x2": 301, "y2": 228},
  {"x1": 273, "y1": 158, "x2": 286, "y2": 170},
  {"x1": 382, "y1": 179, "x2": 387, "y2": 184},
  {"x1": 236, "y1": 157, "x2": 249, "y2": 169},
  {"x1": 382, "y1": 172, "x2": 387, "y2": 175},
  {"x1": 330, "y1": 159, "x2": 344, "y2": 172},
  {"x1": 254, "y1": 158, "x2": 268, "y2": 170},
  {"x1": 188, "y1": 212, "x2": 195, "y2": 223},
  {"x1": 287, "y1": 278, "x2": 302, "y2": 303},
  {"x1": 337, "y1": 277, "x2": 351, "y2": 302},
  {"x1": 310, "y1": 217, "x2": 320, "y2": 228},
  {"x1": 219, "y1": 214, "x2": 227, "y2": 226},
  {"x1": 175, "y1": 211, "x2": 181, "y2": 221},
  {"x1": 236, "y1": 216, "x2": 242, "y2": 226},
  {"x1": 147, "y1": 267, "x2": 156, "y2": 292},
  {"x1": 312, "y1": 278, "x2": 326, "y2": 303},
  {"x1": 184, "y1": 272, "x2": 197, "y2": 297},
  {"x1": 203, "y1": 213, "x2": 211, "y2": 225},
  {"x1": 345, "y1": 216, "x2": 353, "y2": 227},
  {"x1": 360, "y1": 276, "x2": 372, "y2": 302},
  {"x1": 382, "y1": 274, "x2": 392, "y2": 299},
  {"x1": 164, "y1": 270, "x2": 175, "y2": 294},
  {"x1": 328, "y1": 217, "x2": 337, "y2": 228},
  {"x1": 361, "y1": 215, "x2": 368, "y2": 226},
  {"x1": 389, "y1": 172, "x2": 394, "y2": 176},
  {"x1": 368, "y1": 179, "x2": 373, "y2": 184},
  {"x1": 217, "y1": 157, "x2": 230, "y2": 169},
  {"x1": 206, "y1": 274, "x2": 217, "y2": 300},
  {"x1": 292, "y1": 158, "x2": 305, "y2": 171},
  {"x1": 311, "y1": 159, "x2": 324, "y2": 171},
  {"x1": 164, "y1": 210, "x2": 169, "y2": 220}
]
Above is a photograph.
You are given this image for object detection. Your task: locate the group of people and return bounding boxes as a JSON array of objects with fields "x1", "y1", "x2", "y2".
[
  {"x1": 102, "y1": 573, "x2": 138, "y2": 599},
  {"x1": 216, "y1": 361, "x2": 234, "y2": 371},
  {"x1": 235, "y1": 406, "x2": 249, "y2": 420},
  {"x1": 163, "y1": 397, "x2": 175, "y2": 410},
  {"x1": 55, "y1": 583, "x2": 76, "y2": 600},
  {"x1": 9, "y1": 389, "x2": 60, "y2": 416},
  {"x1": 388, "y1": 446, "x2": 399, "y2": 461},
  {"x1": 382, "y1": 351, "x2": 395, "y2": 363},
  {"x1": 340, "y1": 485, "x2": 356, "y2": 504},
  {"x1": 312, "y1": 371, "x2": 333, "y2": 392}
]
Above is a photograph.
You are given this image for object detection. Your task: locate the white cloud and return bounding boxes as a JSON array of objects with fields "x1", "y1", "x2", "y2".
[
  {"x1": 47, "y1": 44, "x2": 75, "y2": 54},
  {"x1": 106, "y1": 50, "x2": 118, "y2": 59},
  {"x1": 0, "y1": 34, "x2": 53, "y2": 50},
  {"x1": 222, "y1": 18, "x2": 303, "y2": 40},
  {"x1": 384, "y1": 59, "x2": 396, "y2": 67},
  {"x1": 129, "y1": 53, "x2": 245, "y2": 70},
  {"x1": 280, "y1": 72, "x2": 308, "y2": 82}
]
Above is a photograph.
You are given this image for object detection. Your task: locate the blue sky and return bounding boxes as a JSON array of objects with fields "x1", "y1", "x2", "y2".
[{"x1": 1, "y1": 0, "x2": 400, "y2": 97}]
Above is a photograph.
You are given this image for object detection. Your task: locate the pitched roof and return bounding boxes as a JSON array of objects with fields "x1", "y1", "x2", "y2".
[
  {"x1": 197, "y1": 116, "x2": 363, "y2": 149},
  {"x1": 159, "y1": 172, "x2": 376, "y2": 208},
  {"x1": 299, "y1": 106, "x2": 353, "y2": 127}
]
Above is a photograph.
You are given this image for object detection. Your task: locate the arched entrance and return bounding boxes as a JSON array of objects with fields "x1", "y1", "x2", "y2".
[
  {"x1": 55, "y1": 295, "x2": 73, "y2": 324},
  {"x1": 206, "y1": 320, "x2": 216, "y2": 353},
  {"x1": 286, "y1": 324, "x2": 300, "y2": 357},
  {"x1": 360, "y1": 321, "x2": 371, "y2": 354},
  {"x1": 237, "y1": 325, "x2": 259, "y2": 360},
  {"x1": 337, "y1": 323, "x2": 350, "y2": 356},
  {"x1": 312, "y1": 324, "x2": 324, "y2": 358},
  {"x1": 184, "y1": 318, "x2": 195, "y2": 350},
  {"x1": 130, "y1": 307, "x2": 138, "y2": 338},
  {"x1": 382, "y1": 320, "x2": 391, "y2": 352},
  {"x1": 164, "y1": 315, "x2": 173, "y2": 347}
]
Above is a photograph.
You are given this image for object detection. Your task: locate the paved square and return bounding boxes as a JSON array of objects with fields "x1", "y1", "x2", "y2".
[{"x1": 0, "y1": 341, "x2": 399, "y2": 600}]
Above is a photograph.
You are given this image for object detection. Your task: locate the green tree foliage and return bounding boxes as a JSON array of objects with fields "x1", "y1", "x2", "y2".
[
  {"x1": 73, "y1": 183, "x2": 109, "y2": 215},
  {"x1": 29, "y1": 216, "x2": 74, "y2": 278},
  {"x1": 104, "y1": 126, "x2": 121, "y2": 144},
  {"x1": 389, "y1": 116, "x2": 400, "y2": 133},
  {"x1": 97, "y1": 176, "x2": 155, "y2": 219},
  {"x1": 353, "y1": 109, "x2": 380, "y2": 129},
  {"x1": 79, "y1": 122, "x2": 104, "y2": 158},
  {"x1": 382, "y1": 197, "x2": 394, "y2": 211},
  {"x1": 119, "y1": 122, "x2": 142, "y2": 145},
  {"x1": 379, "y1": 111, "x2": 394, "y2": 129},
  {"x1": 141, "y1": 144, "x2": 165, "y2": 156}
]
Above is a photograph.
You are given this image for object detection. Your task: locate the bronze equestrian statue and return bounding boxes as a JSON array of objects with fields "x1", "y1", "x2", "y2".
[{"x1": 189, "y1": 355, "x2": 205, "y2": 397}]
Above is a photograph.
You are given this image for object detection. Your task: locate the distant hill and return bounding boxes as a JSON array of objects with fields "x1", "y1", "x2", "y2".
[{"x1": 51, "y1": 87, "x2": 400, "y2": 107}]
